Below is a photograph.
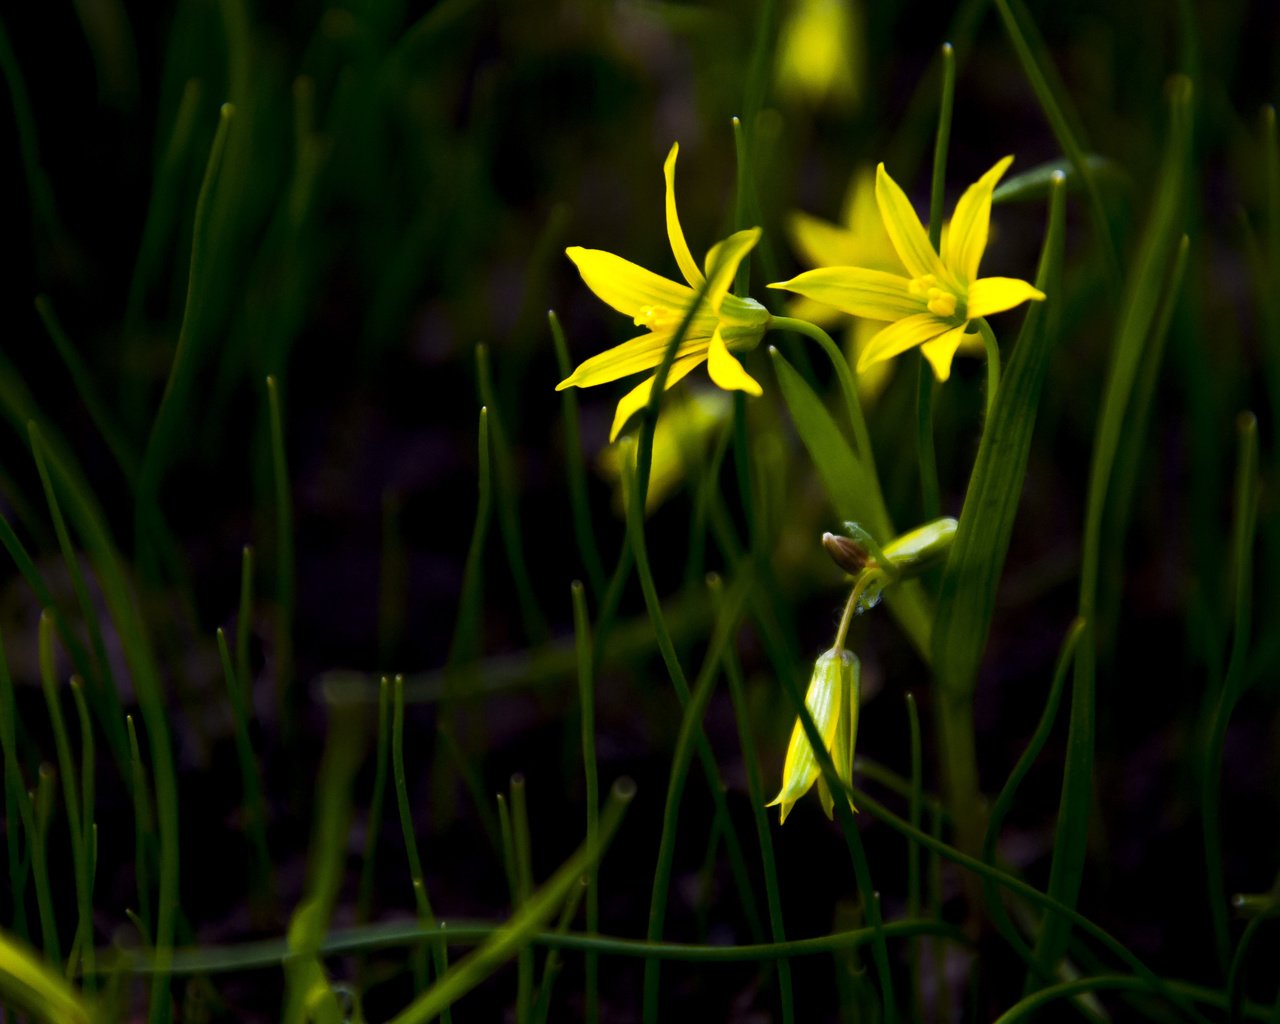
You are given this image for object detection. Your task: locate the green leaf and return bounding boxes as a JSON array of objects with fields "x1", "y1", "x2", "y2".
[
  {"x1": 931, "y1": 173, "x2": 1066, "y2": 697},
  {"x1": 1030, "y1": 73, "x2": 1195, "y2": 990}
]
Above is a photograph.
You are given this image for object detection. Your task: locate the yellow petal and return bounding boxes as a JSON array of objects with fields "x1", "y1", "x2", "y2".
[
  {"x1": 766, "y1": 649, "x2": 849, "y2": 824},
  {"x1": 706, "y1": 328, "x2": 763, "y2": 395},
  {"x1": 943, "y1": 156, "x2": 1013, "y2": 284},
  {"x1": 608, "y1": 355, "x2": 704, "y2": 441},
  {"x1": 967, "y1": 276, "x2": 1046, "y2": 318},
  {"x1": 875, "y1": 163, "x2": 948, "y2": 281},
  {"x1": 663, "y1": 144, "x2": 706, "y2": 290},
  {"x1": 769, "y1": 266, "x2": 921, "y2": 321},
  {"x1": 856, "y1": 313, "x2": 947, "y2": 374},
  {"x1": 566, "y1": 246, "x2": 696, "y2": 321},
  {"x1": 557, "y1": 328, "x2": 711, "y2": 390},
  {"x1": 788, "y1": 211, "x2": 865, "y2": 268},
  {"x1": 919, "y1": 324, "x2": 970, "y2": 381},
  {"x1": 703, "y1": 228, "x2": 762, "y2": 313},
  {"x1": 851, "y1": 319, "x2": 894, "y2": 401}
]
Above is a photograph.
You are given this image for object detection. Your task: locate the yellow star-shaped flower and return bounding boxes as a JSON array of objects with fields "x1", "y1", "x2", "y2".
[
  {"x1": 557, "y1": 144, "x2": 770, "y2": 440},
  {"x1": 770, "y1": 157, "x2": 1045, "y2": 381}
]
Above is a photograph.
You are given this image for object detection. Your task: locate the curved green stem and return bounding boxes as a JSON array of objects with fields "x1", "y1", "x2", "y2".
[{"x1": 976, "y1": 317, "x2": 1002, "y2": 422}]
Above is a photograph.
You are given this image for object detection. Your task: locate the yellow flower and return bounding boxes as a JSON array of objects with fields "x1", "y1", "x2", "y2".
[
  {"x1": 768, "y1": 647, "x2": 860, "y2": 823},
  {"x1": 787, "y1": 167, "x2": 902, "y2": 400},
  {"x1": 557, "y1": 143, "x2": 771, "y2": 441},
  {"x1": 775, "y1": 0, "x2": 863, "y2": 110},
  {"x1": 770, "y1": 157, "x2": 1045, "y2": 381}
]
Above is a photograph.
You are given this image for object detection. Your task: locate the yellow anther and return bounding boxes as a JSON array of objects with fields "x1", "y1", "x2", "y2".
[
  {"x1": 634, "y1": 305, "x2": 675, "y2": 328},
  {"x1": 908, "y1": 274, "x2": 937, "y2": 297},
  {"x1": 926, "y1": 288, "x2": 957, "y2": 318}
]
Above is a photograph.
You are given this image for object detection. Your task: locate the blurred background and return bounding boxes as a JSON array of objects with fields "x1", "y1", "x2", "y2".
[{"x1": 3, "y1": 0, "x2": 1280, "y2": 1019}]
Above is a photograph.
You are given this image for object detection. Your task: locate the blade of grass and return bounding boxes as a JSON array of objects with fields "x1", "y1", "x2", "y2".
[
  {"x1": 236, "y1": 545, "x2": 254, "y2": 715},
  {"x1": 570, "y1": 581, "x2": 601, "y2": 1024},
  {"x1": 907, "y1": 692, "x2": 924, "y2": 1021},
  {"x1": 29, "y1": 424, "x2": 130, "y2": 774},
  {"x1": 266, "y1": 375, "x2": 295, "y2": 730},
  {"x1": 549, "y1": 313, "x2": 606, "y2": 602},
  {"x1": 393, "y1": 676, "x2": 450, "y2": 1015},
  {"x1": 387, "y1": 780, "x2": 636, "y2": 1024},
  {"x1": 715, "y1": 575, "x2": 794, "y2": 1024},
  {"x1": 281, "y1": 702, "x2": 365, "y2": 1024},
  {"x1": 0, "y1": 630, "x2": 34, "y2": 943},
  {"x1": 217, "y1": 628, "x2": 273, "y2": 917},
  {"x1": 530, "y1": 878, "x2": 588, "y2": 1024},
  {"x1": 358, "y1": 677, "x2": 391, "y2": 926},
  {"x1": 126, "y1": 715, "x2": 155, "y2": 945},
  {"x1": 929, "y1": 175, "x2": 1065, "y2": 881},
  {"x1": 445, "y1": 407, "x2": 491, "y2": 675},
  {"x1": 638, "y1": 565, "x2": 753, "y2": 1024},
  {"x1": 134, "y1": 102, "x2": 234, "y2": 588},
  {"x1": 917, "y1": 41, "x2": 957, "y2": 522},
  {"x1": 992, "y1": 0, "x2": 1121, "y2": 281},
  {"x1": 35, "y1": 297, "x2": 139, "y2": 485},
  {"x1": 475, "y1": 344, "x2": 548, "y2": 646},
  {"x1": 30, "y1": 766, "x2": 60, "y2": 967},
  {"x1": 37, "y1": 614, "x2": 91, "y2": 982},
  {"x1": 68, "y1": 679, "x2": 96, "y2": 989},
  {"x1": 511, "y1": 774, "x2": 534, "y2": 1024},
  {"x1": 0, "y1": 928, "x2": 91, "y2": 1024},
  {"x1": 1030, "y1": 76, "x2": 1193, "y2": 987},
  {"x1": 1202, "y1": 413, "x2": 1260, "y2": 974},
  {"x1": 27, "y1": 421, "x2": 183, "y2": 1022}
]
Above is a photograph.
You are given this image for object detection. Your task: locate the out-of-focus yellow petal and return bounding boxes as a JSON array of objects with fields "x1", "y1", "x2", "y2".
[
  {"x1": 943, "y1": 156, "x2": 1013, "y2": 283},
  {"x1": 770, "y1": 266, "x2": 921, "y2": 321},
  {"x1": 663, "y1": 144, "x2": 706, "y2": 290},
  {"x1": 875, "y1": 164, "x2": 949, "y2": 282},
  {"x1": 957, "y1": 328, "x2": 983, "y2": 355},
  {"x1": 775, "y1": 0, "x2": 860, "y2": 108},
  {"x1": 788, "y1": 211, "x2": 865, "y2": 268},
  {"x1": 851, "y1": 319, "x2": 894, "y2": 400},
  {"x1": 557, "y1": 328, "x2": 711, "y2": 391},
  {"x1": 608, "y1": 354, "x2": 705, "y2": 441},
  {"x1": 857, "y1": 312, "x2": 946, "y2": 373},
  {"x1": 566, "y1": 246, "x2": 696, "y2": 321},
  {"x1": 919, "y1": 324, "x2": 970, "y2": 381},
  {"x1": 967, "y1": 276, "x2": 1046, "y2": 318},
  {"x1": 703, "y1": 228, "x2": 762, "y2": 313},
  {"x1": 706, "y1": 328, "x2": 763, "y2": 395}
]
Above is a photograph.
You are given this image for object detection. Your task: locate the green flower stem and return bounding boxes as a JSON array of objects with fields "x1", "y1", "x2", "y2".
[
  {"x1": 976, "y1": 318, "x2": 1002, "y2": 422},
  {"x1": 113, "y1": 917, "x2": 963, "y2": 975},
  {"x1": 713, "y1": 575, "x2": 794, "y2": 1024},
  {"x1": 767, "y1": 316, "x2": 878, "y2": 487},
  {"x1": 929, "y1": 42, "x2": 957, "y2": 252},
  {"x1": 570, "y1": 582, "x2": 600, "y2": 1024}
]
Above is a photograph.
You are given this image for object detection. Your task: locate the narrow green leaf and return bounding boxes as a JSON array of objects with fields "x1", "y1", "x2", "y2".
[
  {"x1": 266, "y1": 376, "x2": 295, "y2": 728},
  {"x1": 993, "y1": 0, "x2": 1120, "y2": 280},
  {"x1": 387, "y1": 780, "x2": 636, "y2": 1024},
  {"x1": 549, "y1": 314, "x2": 606, "y2": 602},
  {"x1": 1030, "y1": 75, "x2": 1194, "y2": 988},
  {"x1": 1203, "y1": 412, "x2": 1260, "y2": 974},
  {"x1": 769, "y1": 346, "x2": 933, "y2": 659},
  {"x1": 0, "y1": 927, "x2": 91, "y2": 1024},
  {"x1": 570, "y1": 581, "x2": 601, "y2": 1024},
  {"x1": 993, "y1": 155, "x2": 1121, "y2": 205},
  {"x1": 932, "y1": 173, "x2": 1066, "y2": 697}
]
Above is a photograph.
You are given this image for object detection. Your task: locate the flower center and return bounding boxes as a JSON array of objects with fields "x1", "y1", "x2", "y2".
[
  {"x1": 633, "y1": 304, "x2": 678, "y2": 329},
  {"x1": 909, "y1": 274, "x2": 964, "y2": 321}
]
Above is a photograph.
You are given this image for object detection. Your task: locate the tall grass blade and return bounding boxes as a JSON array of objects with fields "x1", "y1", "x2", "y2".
[
  {"x1": 387, "y1": 779, "x2": 635, "y2": 1024},
  {"x1": 1029, "y1": 75, "x2": 1194, "y2": 988},
  {"x1": 570, "y1": 581, "x2": 601, "y2": 1024},
  {"x1": 1202, "y1": 413, "x2": 1260, "y2": 974}
]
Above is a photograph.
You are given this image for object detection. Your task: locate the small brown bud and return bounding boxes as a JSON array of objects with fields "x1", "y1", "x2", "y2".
[{"x1": 823, "y1": 532, "x2": 871, "y2": 575}]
